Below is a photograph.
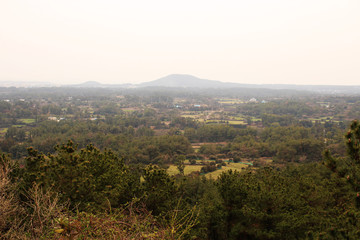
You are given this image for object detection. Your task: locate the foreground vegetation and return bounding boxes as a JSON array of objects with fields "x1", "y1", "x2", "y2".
[
  {"x1": 2, "y1": 124, "x2": 360, "y2": 239},
  {"x1": 2, "y1": 87, "x2": 360, "y2": 239}
]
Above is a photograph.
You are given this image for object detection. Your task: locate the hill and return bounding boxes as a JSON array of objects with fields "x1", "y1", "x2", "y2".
[
  {"x1": 139, "y1": 74, "x2": 239, "y2": 88},
  {"x1": 139, "y1": 74, "x2": 360, "y2": 94},
  {"x1": 46, "y1": 74, "x2": 360, "y2": 95}
]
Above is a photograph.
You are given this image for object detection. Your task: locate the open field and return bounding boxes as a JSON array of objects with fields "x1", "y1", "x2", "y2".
[
  {"x1": 167, "y1": 161, "x2": 249, "y2": 179},
  {"x1": 218, "y1": 99, "x2": 244, "y2": 104},
  {"x1": 181, "y1": 114, "x2": 201, "y2": 119},
  {"x1": 203, "y1": 119, "x2": 246, "y2": 125},
  {"x1": 121, "y1": 108, "x2": 137, "y2": 112},
  {"x1": 0, "y1": 128, "x2": 8, "y2": 137},
  {"x1": 19, "y1": 118, "x2": 36, "y2": 124},
  {"x1": 232, "y1": 116, "x2": 245, "y2": 121},
  {"x1": 0, "y1": 128, "x2": 7, "y2": 133},
  {"x1": 167, "y1": 164, "x2": 203, "y2": 175},
  {"x1": 308, "y1": 116, "x2": 340, "y2": 123},
  {"x1": 204, "y1": 162, "x2": 249, "y2": 179},
  {"x1": 228, "y1": 120, "x2": 246, "y2": 125},
  {"x1": 251, "y1": 117, "x2": 262, "y2": 122}
]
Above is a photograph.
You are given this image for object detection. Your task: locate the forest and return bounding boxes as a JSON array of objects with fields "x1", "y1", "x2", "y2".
[{"x1": 1, "y1": 86, "x2": 360, "y2": 239}]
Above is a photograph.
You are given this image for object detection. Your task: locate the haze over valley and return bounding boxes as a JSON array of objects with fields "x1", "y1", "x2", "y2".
[{"x1": 1, "y1": 1, "x2": 360, "y2": 239}]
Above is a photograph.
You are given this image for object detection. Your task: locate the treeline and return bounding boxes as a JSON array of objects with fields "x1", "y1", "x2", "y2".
[
  {"x1": 1, "y1": 114, "x2": 346, "y2": 165},
  {"x1": 185, "y1": 123, "x2": 344, "y2": 163}
]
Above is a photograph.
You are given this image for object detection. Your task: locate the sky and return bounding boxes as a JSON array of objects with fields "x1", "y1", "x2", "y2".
[{"x1": 0, "y1": 0, "x2": 359, "y2": 85}]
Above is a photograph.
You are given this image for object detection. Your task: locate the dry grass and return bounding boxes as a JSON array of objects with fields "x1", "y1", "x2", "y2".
[
  {"x1": 168, "y1": 161, "x2": 249, "y2": 179},
  {"x1": 0, "y1": 157, "x2": 19, "y2": 236},
  {"x1": 204, "y1": 162, "x2": 249, "y2": 179},
  {"x1": 167, "y1": 165, "x2": 203, "y2": 176},
  {"x1": 1, "y1": 155, "x2": 198, "y2": 239},
  {"x1": 19, "y1": 119, "x2": 36, "y2": 124},
  {"x1": 23, "y1": 184, "x2": 66, "y2": 239},
  {"x1": 0, "y1": 154, "x2": 67, "y2": 239},
  {"x1": 0, "y1": 154, "x2": 26, "y2": 239},
  {"x1": 50, "y1": 200, "x2": 198, "y2": 240}
]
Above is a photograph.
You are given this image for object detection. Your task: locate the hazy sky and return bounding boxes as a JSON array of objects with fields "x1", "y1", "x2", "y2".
[{"x1": 1, "y1": 0, "x2": 359, "y2": 85}]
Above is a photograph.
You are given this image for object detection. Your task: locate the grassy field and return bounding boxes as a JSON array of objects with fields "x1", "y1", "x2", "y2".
[
  {"x1": 218, "y1": 99, "x2": 244, "y2": 104},
  {"x1": 228, "y1": 120, "x2": 246, "y2": 125},
  {"x1": 167, "y1": 161, "x2": 249, "y2": 179},
  {"x1": 191, "y1": 146, "x2": 201, "y2": 153},
  {"x1": 0, "y1": 128, "x2": 8, "y2": 137},
  {"x1": 204, "y1": 162, "x2": 249, "y2": 179},
  {"x1": 251, "y1": 117, "x2": 262, "y2": 122},
  {"x1": 233, "y1": 116, "x2": 245, "y2": 121},
  {"x1": 167, "y1": 165, "x2": 203, "y2": 175},
  {"x1": 19, "y1": 118, "x2": 36, "y2": 124},
  {"x1": 181, "y1": 114, "x2": 200, "y2": 119},
  {"x1": 308, "y1": 116, "x2": 338, "y2": 123},
  {"x1": 121, "y1": 108, "x2": 137, "y2": 112},
  {"x1": 0, "y1": 128, "x2": 7, "y2": 133}
]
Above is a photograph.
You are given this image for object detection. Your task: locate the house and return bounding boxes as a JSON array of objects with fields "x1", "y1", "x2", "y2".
[{"x1": 48, "y1": 117, "x2": 58, "y2": 121}]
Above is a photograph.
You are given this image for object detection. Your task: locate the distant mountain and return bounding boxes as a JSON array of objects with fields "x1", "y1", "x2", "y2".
[
  {"x1": 139, "y1": 74, "x2": 239, "y2": 88},
  {"x1": 51, "y1": 74, "x2": 360, "y2": 95},
  {"x1": 139, "y1": 74, "x2": 360, "y2": 94},
  {"x1": 73, "y1": 81, "x2": 104, "y2": 88}
]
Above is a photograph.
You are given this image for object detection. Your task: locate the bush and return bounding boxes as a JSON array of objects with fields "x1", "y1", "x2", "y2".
[
  {"x1": 200, "y1": 164, "x2": 217, "y2": 173},
  {"x1": 189, "y1": 159, "x2": 197, "y2": 165},
  {"x1": 215, "y1": 159, "x2": 223, "y2": 164},
  {"x1": 233, "y1": 156, "x2": 241, "y2": 163},
  {"x1": 209, "y1": 155, "x2": 217, "y2": 160},
  {"x1": 0, "y1": 153, "x2": 23, "y2": 237},
  {"x1": 22, "y1": 141, "x2": 135, "y2": 210}
]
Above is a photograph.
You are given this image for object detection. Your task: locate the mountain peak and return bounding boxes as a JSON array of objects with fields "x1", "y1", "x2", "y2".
[
  {"x1": 73, "y1": 81, "x2": 104, "y2": 87},
  {"x1": 161, "y1": 74, "x2": 201, "y2": 80},
  {"x1": 82, "y1": 81, "x2": 102, "y2": 85},
  {"x1": 139, "y1": 74, "x2": 234, "y2": 88}
]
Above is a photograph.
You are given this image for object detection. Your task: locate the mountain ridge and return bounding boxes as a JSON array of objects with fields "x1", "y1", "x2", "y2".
[
  {"x1": 138, "y1": 74, "x2": 239, "y2": 88},
  {"x1": 2, "y1": 74, "x2": 360, "y2": 94}
]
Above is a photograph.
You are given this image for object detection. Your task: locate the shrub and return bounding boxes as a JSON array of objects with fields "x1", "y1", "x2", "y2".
[
  {"x1": 189, "y1": 159, "x2": 197, "y2": 165},
  {"x1": 0, "y1": 153, "x2": 22, "y2": 237}
]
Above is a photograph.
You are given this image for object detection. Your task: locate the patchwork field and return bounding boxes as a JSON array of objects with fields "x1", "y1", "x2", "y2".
[
  {"x1": 218, "y1": 99, "x2": 244, "y2": 104},
  {"x1": 204, "y1": 162, "x2": 249, "y2": 179},
  {"x1": 228, "y1": 120, "x2": 246, "y2": 125},
  {"x1": 0, "y1": 128, "x2": 8, "y2": 137},
  {"x1": 307, "y1": 116, "x2": 340, "y2": 123},
  {"x1": 167, "y1": 161, "x2": 250, "y2": 179},
  {"x1": 167, "y1": 165, "x2": 203, "y2": 175},
  {"x1": 19, "y1": 118, "x2": 36, "y2": 124}
]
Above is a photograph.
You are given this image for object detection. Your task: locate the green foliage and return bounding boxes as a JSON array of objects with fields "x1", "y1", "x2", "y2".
[
  {"x1": 185, "y1": 125, "x2": 257, "y2": 142},
  {"x1": 141, "y1": 165, "x2": 177, "y2": 216},
  {"x1": 5, "y1": 126, "x2": 26, "y2": 141},
  {"x1": 261, "y1": 113, "x2": 295, "y2": 127},
  {"x1": 189, "y1": 159, "x2": 197, "y2": 165},
  {"x1": 4, "y1": 89, "x2": 360, "y2": 239},
  {"x1": 214, "y1": 166, "x2": 356, "y2": 239},
  {"x1": 346, "y1": 120, "x2": 360, "y2": 164},
  {"x1": 175, "y1": 155, "x2": 186, "y2": 175},
  {"x1": 22, "y1": 141, "x2": 136, "y2": 210}
]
